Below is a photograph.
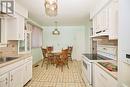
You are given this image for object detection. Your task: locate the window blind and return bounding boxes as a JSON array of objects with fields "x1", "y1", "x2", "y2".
[{"x1": 31, "y1": 25, "x2": 43, "y2": 48}]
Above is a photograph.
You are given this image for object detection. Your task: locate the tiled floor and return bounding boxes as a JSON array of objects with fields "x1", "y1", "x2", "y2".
[{"x1": 24, "y1": 61, "x2": 87, "y2": 87}]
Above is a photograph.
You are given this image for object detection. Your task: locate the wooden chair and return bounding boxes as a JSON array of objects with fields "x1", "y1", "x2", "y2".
[
  {"x1": 68, "y1": 46, "x2": 73, "y2": 61},
  {"x1": 55, "y1": 49, "x2": 69, "y2": 72},
  {"x1": 41, "y1": 48, "x2": 48, "y2": 67},
  {"x1": 47, "y1": 46, "x2": 53, "y2": 53},
  {"x1": 41, "y1": 47, "x2": 54, "y2": 69}
]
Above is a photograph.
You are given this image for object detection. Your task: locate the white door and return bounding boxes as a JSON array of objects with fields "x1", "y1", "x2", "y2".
[
  {"x1": 10, "y1": 66, "x2": 24, "y2": 87},
  {"x1": 0, "y1": 73, "x2": 9, "y2": 87},
  {"x1": 74, "y1": 31, "x2": 85, "y2": 60}
]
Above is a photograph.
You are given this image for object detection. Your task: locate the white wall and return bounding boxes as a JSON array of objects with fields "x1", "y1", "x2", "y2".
[
  {"x1": 42, "y1": 26, "x2": 89, "y2": 60},
  {"x1": 118, "y1": 0, "x2": 130, "y2": 87},
  {"x1": 84, "y1": 20, "x2": 92, "y2": 53}
]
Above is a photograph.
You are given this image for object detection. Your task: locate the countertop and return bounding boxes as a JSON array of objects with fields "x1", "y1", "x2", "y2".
[
  {"x1": 0, "y1": 54, "x2": 32, "y2": 68},
  {"x1": 94, "y1": 60, "x2": 118, "y2": 80}
]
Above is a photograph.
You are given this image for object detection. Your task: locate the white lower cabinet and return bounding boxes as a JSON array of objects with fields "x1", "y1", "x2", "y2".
[
  {"x1": 0, "y1": 73, "x2": 9, "y2": 87},
  {"x1": 23, "y1": 61, "x2": 32, "y2": 85},
  {"x1": 93, "y1": 64, "x2": 117, "y2": 87},
  {"x1": 0, "y1": 56, "x2": 32, "y2": 87},
  {"x1": 10, "y1": 66, "x2": 24, "y2": 87}
]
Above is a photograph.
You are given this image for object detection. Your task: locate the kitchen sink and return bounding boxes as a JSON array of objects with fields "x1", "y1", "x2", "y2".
[
  {"x1": 98, "y1": 62, "x2": 118, "y2": 72},
  {"x1": 0, "y1": 57, "x2": 18, "y2": 64}
]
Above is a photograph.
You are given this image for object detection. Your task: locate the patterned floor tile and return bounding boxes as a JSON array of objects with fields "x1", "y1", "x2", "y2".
[{"x1": 24, "y1": 61, "x2": 87, "y2": 87}]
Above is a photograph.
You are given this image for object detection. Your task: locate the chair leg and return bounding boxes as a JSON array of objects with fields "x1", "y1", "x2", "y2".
[
  {"x1": 41, "y1": 59, "x2": 44, "y2": 67},
  {"x1": 61, "y1": 65, "x2": 63, "y2": 72},
  {"x1": 70, "y1": 56, "x2": 72, "y2": 61},
  {"x1": 56, "y1": 64, "x2": 58, "y2": 68},
  {"x1": 46, "y1": 60, "x2": 49, "y2": 70},
  {"x1": 67, "y1": 62, "x2": 69, "y2": 69}
]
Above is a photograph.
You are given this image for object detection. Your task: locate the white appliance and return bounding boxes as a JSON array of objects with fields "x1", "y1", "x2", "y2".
[
  {"x1": 81, "y1": 45, "x2": 117, "y2": 86},
  {"x1": 81, "y1": 55, "x2": 92, "y2": 85}
]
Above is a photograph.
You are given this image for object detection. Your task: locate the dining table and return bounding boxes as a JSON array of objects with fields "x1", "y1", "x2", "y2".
[{"x1": 51, "y1": 50, "x2": 61, "y2": 64}]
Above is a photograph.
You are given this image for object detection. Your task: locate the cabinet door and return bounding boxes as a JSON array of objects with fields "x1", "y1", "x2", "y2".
[
  {"x1": 27, "y1": 61, "x2": 32, "y2": 81},
  {"x1": 10, "y1": 66, "x2": 24, "y2": 87},
  {"x1": 102, "y1": 7, "x2": 109, "y2": 33},
  {"x1": 93, "y1": 64, "x2": 107, "y2": 87},
  {"x1": 26, "y1": 31, "x2": 31, "y2": 53},
  {"x1": 23, "y1": 61, "x2": 32, "y2": 85},
  {"x1": 18, "y1": 33, "x2": 26, "y2": 54},
  {"x1": 0, "y1": 18, "x2": 7, "y2": 46},
  {"x1": 108, "y1": 1, "x2": 118, "y2": 39},
  {"x1": 93, "y1": 64, "x2": 117, "y2": 87},
  {"x1": 7, "y1": 14, "x2": 25, "y2": 40},
  {"x1": 0, "y1": 73, "x2": 9, "y2": 87},
  {"x1": 18, "y1": 14, "x2": 25, "y2": 40}
]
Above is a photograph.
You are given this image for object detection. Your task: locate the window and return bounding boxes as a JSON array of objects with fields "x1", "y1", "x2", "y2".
[{"x1": 31, "y1": 25, "x2": 43, "y2": 48}]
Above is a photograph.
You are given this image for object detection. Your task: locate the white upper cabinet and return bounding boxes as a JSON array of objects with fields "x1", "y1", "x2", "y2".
[
  {"x1": 0, "y1": 0, "x2": 28, "y2": 18},
  {"x1": 0, "y1": 18, "x2": 7, "y2": 47},
  {"x1": 7, "y1": 14, "x2": 25, "y2": 40},
  {"x1": 108, "y1": 1, "x2": 118, "y2": 39},
  {"x1": 91, "y1": 0, "x2": 118, "y2": 40},
  {"x1": 6, "y1": 2, "x2": 28, "y2": 40}
]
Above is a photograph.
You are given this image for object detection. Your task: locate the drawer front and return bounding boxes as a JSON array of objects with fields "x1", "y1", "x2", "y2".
[{"x1": 0, "y1": 60, "x2": 24, "y2": 76}]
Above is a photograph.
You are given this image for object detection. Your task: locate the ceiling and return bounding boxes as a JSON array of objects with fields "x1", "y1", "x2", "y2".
[{"x1": 16, "y1": 0, "x2": 99, "y2": 26}]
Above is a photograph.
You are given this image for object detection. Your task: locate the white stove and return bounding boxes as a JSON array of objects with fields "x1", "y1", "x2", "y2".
[
  {"x1": 81, "y1": 44, "x2": 117, "y2": 87},
  {"x1": 81, "y1": 54, "x2": 110, "y2": 86}
]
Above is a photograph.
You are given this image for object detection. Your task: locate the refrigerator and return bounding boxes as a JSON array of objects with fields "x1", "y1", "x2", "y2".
[{"x1": 118, "y1": 0, "x2": 130, "y2": 87}]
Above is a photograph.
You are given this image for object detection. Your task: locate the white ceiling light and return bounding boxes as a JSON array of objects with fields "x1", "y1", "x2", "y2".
[
  {"x1": 44, "y1": 0, "x2": 58, "y2": 16},
  {"x1": 52, "y1": 21, "x2": 60, "y2": 35}
]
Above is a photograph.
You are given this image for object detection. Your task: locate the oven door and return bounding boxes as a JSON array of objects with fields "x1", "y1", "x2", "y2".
[{"x1": 81, "y1": 56, "x2": 92, "y2": 85}]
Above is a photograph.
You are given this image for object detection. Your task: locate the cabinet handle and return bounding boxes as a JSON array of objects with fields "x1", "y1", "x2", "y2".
[
  {"x1": 102, "y1": 30, "x2": 106, "y2": 32},
  {"x1": 100, "y1": 73, "x2": 107, "y2": 80},
  {"x1": 11, "y1": 75, "x2": 13, "y2": 81},
  {"x1": 103, "y1": 48, "x2": 107, "y2": 50},
  {"x1": 6, "y1": 78, "x2": 8, "y2": 85},
  {"x1": 96, "y1": 31, "x2": 102, "y2": 34}
]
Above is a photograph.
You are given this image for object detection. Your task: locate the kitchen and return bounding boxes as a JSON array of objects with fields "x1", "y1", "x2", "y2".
[{"x1": 0, "y1": 0, "x2": 130, "y2": 87}]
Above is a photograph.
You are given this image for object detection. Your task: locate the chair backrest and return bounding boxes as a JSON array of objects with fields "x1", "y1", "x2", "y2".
[
  {"x1": 61, "y1": 49, "x2": 68, "y2": 60},
  {"x1": 41, "y1": 48, "x2": 47, "y2": 58},
  {"x1": 68, "y1": 46, "x2": 73, "y2": 53},
  {"x1": 47, "y1": 46, "x2": 53, "y2": 53}
]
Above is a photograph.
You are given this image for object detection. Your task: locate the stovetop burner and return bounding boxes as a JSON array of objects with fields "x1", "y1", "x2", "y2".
[{"x1": 83, "y1": 54, "x2": 111, "y2": 60}]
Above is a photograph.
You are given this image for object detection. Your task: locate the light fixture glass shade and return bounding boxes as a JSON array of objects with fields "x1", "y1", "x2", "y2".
[
  {"x1": 45, "y1": 0, "x2": 58, "y2": 16},
  {"x1": 52, "y1": 21, "x2": 60, "y2": 35},
  {"x1": 52, "y1": 29, "x2": 60, "y2": 35}
]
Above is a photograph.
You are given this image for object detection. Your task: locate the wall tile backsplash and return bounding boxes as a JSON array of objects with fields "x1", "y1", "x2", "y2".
[{"x1": 0, "y1": 41, "x2": 18, "y2": 56}]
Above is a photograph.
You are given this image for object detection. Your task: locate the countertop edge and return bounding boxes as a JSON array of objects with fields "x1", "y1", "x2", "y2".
[
  {"x1": 0, "y1": 54, "x2": 32, "y2": 68},
  {"x1": 94, "y1": 62, "x2": 118, "y2": 80}
]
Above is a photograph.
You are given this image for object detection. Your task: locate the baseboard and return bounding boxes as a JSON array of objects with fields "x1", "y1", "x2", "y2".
[{"x1": 33, "y1": 59, "x2": 42, "y2": 67}]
